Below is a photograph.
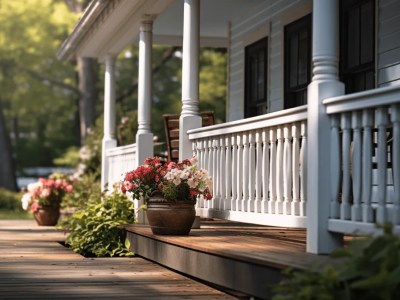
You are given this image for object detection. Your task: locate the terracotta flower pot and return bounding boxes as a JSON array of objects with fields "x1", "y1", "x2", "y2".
[
  {"x1": 146, "y1": 192, "x2": 196, "y2": 235},
  {"x1": 34, "y1": 205, "x2": 60, "y2": 226}
]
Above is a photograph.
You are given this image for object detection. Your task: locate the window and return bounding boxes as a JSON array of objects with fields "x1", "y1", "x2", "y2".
[
  {"x1": 284, "y1": 14, "x2": 312, "y2": 109},
  {"x1": 244, "y1": 37, "x2": 268, "y2": 118},
  {"x1": 340, "y1": 0, "x2": 375, "y2": 93}
]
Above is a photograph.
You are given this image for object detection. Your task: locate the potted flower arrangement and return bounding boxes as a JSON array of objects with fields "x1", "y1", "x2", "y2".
[
  {"x1": 21, "y1": 176, "x2": 73, "y2": 226},
  {"x1": 121, "y1": 156, "x2": 212, "y2": 235}
]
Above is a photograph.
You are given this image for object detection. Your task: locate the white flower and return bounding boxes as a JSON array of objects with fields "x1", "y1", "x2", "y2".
[
  {"x1": 187, "y1": 177, "x2": 198, "y2": 188},
  {"x1": 190, "y1": 156, "x2": 198, "y2": 165},
  {"x1": 21, "y1": 193, "x2": 31, "y2": 211},
  {"x1": 172, "y1": 177, "x2": 181, "y2": 185}
]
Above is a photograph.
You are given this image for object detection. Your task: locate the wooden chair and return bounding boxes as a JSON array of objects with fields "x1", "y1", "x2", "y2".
[{"x1": 163, "y1": 112, "x2": 214, "y2": 162}]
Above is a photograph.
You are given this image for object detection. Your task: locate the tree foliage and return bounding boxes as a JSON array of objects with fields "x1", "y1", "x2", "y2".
[{"x1": 0, "y1": 0, "x2": 78, "y2": 174}]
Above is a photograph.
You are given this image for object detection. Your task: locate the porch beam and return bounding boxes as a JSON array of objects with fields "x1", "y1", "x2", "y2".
[
  {"x1": 306, "y1": 0, "x2": 344, "y2": 254},
  {"x1": 136, "y1": 16, "x2": 154, "y2": 165},
  {"x1": 101, "y1": 55, "x2": 117, "y2": 191},
  {"x1": 179, "y1": 0, "x2": 202, "y2": 161}
]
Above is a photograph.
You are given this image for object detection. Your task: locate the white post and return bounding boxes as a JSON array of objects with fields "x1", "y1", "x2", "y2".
[
  {"x1": 101, "y1": 55, "x2": 117, "y2": 191},
  {"x1": 136, "y1": 17, "x2": 154, "y2": 166},
  {"x1": 306, "y1": 0, "x2": 344, "y2": 254},
  {"x1": 180, "y1": 0, "x2": 202, "y2": 161}
]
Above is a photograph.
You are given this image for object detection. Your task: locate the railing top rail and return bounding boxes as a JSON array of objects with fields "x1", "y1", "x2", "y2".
[
  {"x1": 324, "y1": 85, "x2": 400, "y2": 114},
  {"x1": 188, "y1": 105, "x2": 307, "y2": 140},
  {"x1": 106, "y1": 143, "x2": 136, "y2": 157}
]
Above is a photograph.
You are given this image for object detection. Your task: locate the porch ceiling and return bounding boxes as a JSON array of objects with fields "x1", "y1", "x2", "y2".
[{"x1": 57, "y1": 0, "x2": 264, "y2": 61}]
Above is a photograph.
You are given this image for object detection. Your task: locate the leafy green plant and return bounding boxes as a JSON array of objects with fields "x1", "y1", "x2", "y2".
[
  {"x1": 0, "y1": 188, "x2": 23, "y2": 211},
  {"x1": 272, "y1": 224, "x2": 400, "y2": 300},
  {"x1": 60, "y1": 191, "x2": 136, "y2": 257},
  {"x1": 61, "y1": 174, "x2": 101, "y2": 210}
]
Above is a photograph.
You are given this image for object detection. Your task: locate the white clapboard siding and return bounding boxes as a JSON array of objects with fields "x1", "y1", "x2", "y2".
[
  {"x1": 324, "y1": 85, "x2": 400, "y2": 235},
  {"x1": 228, "y1": 0, "x2": 308, "y2": 120},
  {"x1": 188, "y1": 106, "x2": 307, "y2": 228},
  {"x1": 378, "y1": 0, "x2": 400, "y2": 86}
]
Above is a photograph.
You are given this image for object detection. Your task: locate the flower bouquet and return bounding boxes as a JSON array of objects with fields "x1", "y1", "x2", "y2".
[
  {"x1": 121, "y1": 156, "x2": 212, "y2": 203},
  {"x1": 121, "y1": 156, "x2": 212, "y2": 235},
  {"x1": 21, "y1": 177, "x2": 73, "y2": 226}
]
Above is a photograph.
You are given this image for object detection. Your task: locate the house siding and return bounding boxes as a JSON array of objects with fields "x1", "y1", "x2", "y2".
[
  {"x1": 227, "y1": 0, "x2": 310, "y2": 121},
  {"x1": 378, "y1": 0, "x2": 400, "y2": 86},
  {"x1": 227, "y1": 0, "x2": 400, "y2": 121}
]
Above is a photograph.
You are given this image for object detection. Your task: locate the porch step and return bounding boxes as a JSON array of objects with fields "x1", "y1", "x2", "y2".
[{"x1": 125, "y1": 220, "x2": 333, "y2": 300}]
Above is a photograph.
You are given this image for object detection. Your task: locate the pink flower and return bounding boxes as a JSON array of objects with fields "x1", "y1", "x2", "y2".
[{"x1": 31, "y1": 202, "x2": 39, "y2": 213}]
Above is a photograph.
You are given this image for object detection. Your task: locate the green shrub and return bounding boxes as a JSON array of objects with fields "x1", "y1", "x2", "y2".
[
  {"x1": 61, "y1": 174, "x2": 102, "y2": 210},
  {"x1": 0, "y1": 188, "x2": 22, "y2": 211},
  {"x1": 60, "y1": 190, "x2": 136, "y2": 257},
  {"x1": 272, "y1": 224, "x2": 400, "y2": 300}
]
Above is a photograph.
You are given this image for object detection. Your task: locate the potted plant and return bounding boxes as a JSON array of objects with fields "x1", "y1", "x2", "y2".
[
  {"x1": 21, "y1": 176, "x2": 73, "y2": 226},
  {"x1": 121, "y1": 156, "x2": 212, "y2": 235}
]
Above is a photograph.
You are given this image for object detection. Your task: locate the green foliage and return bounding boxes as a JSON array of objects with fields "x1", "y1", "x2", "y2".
[
  {"x1": 272, "y1": 225, "x2": 400, "y2": 300},
  {"x1": 80, "y1": 115, "x2": 103, "y2": 178},
  {"x1": 61, "y1": 191, "x2": 136, "y2": 257},
  {"x1": 53, "y1": 146, "x2": 80, "y2": 168},
  {"x1": 0, "y1": 0, "x2": 79, "y2": 169},
  {"x1": 0, "y1": 188, "x2": 23, "y2": 211},
  {"x1": 61, "y1": 174, "x2": 101, "y2": 210}
]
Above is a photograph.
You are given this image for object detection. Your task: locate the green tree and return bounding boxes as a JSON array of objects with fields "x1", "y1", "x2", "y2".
[{"x1": 0, "y1": 0, "x2": 78, "y2": 188}]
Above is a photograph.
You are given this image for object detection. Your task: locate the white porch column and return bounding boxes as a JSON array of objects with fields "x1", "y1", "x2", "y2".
[
  {"x1": 136, "y1": 17, "x2": 154, "y2": 166},
  {"x1": 179, "y1": 0, "x2": 202, "y2": 161},
  {"x1": 306, "y1": 0, "x2": 344, "y2": 253},
  {"x1": 101, "y1": 55, "x2": 117, "y2": 191}
]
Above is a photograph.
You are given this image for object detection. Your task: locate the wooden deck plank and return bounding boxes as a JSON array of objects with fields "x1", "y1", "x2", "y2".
[
  {"x1": 125, "y1": 220, "x2": 332, "y2": 270},
  {"x1": 0, "y1": 220, "x2": 236, "y2": 299}
]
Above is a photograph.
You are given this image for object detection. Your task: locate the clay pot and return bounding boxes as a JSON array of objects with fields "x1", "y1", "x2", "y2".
[
  {"x1": 34, "y1": 206, "x2": 60, "y2": 226},
  {"x1": 146, "y1": 192, "x2": 196, "y2": 235}
]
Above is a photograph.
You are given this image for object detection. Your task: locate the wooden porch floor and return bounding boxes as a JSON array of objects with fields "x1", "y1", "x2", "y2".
[
  {"x1": 0, "y1": 220, "x2": 236, "y2": 299},
  {"x1": 125, "y1": 220, "x2": 336, "y2": 299}
]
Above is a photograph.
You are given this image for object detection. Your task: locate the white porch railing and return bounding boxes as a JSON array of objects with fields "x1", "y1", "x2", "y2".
[
  {"x1": 188, "y1": 106, "x2": 308, "y2": 228},
  {"x1": 106, "y1": 143, "x2": 137, "y2": 188},
  {"x1": 324, "y1": 85, "x2": 400, "y2": 235}
]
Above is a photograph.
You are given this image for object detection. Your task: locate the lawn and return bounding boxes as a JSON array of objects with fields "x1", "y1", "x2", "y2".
[{"x1": 0, "y1": 210, "x2": 33, "y2": 220}]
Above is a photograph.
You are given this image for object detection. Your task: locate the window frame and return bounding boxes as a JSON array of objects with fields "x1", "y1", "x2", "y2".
[
  {"x1": 244, "y1": 36, "x2": 269, "y2": 118},
  {"x1": 283, "y1": 14, "x2": 312, "y2": 109}
]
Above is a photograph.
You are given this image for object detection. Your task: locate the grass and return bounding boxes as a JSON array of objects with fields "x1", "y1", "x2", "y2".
[{"x1": 0, "y1": 210, "x2": 33, "y2": 220}]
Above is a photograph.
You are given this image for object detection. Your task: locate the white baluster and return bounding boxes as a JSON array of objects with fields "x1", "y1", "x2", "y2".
[
  {"x1": 276, "y1": 126, "x2": 284, "y2": 214},
  {"x1": 362, "y1": 109, "x2": 373, "y2": 222},
  {"x1": 225, "y1": 135, "x2": 232, "y2": 211},
  {"x1": 291, "y1": 123, "x2": 300, "y2": 216},
  {"x1": 212, "y1": 138, "x2": 218, "y2": 209},
  {"x1": 376, "y1": 107, "x2": 389, "y2": 223},
  {"x1": 330, "y1": 115, "x2": 340, "y2": 218},
  {"x1": 248, "y1": 131, "x2": 255, "y2": 212},
  {"x1": 236, "y1": 133, "x2": 243, "y2": 212},
  {"x1": 207, "y1": 139, "x2": 213, "y2": 209},
  {"x1": 391, "y1": 104, "x2": 400, "y2": 224},
  {"x1": 283, "y1": 124, "x2": 292, "y2": 215},
  {"x1": 231, "y1": 134, "x2": 237, "y2": 211},
  {"x1": 219, "y1": 136, "x2": 226, "y2": 210},
  {"x1": 300, "y1": 122, "x2": 307, "y2": 216},
  {"x1": 351, "y1": 111, "x2": 362, "y2": 221},
  {"x1": 269, "y1": 128, "x2": 277, "y2": 214},
  {"x1": 255, "y1": 130, "x2": 262, "y2": 213},
  {"x1": 197, "y1": 140, "x2": 204, "y2": 168},
  {"x1": 242, "y1": 133, "x2": 249, "y2": 212},
  {"x1": 191, "y1": 139, "x2": 196, "y2": 158},
  {"x1": 197, "y1": 139, "x2": 205, "y2": 208},
  {"x1": 341, "y1": 113, "x2": 351, "y2": 220},
  {"x1": 262, "y1": 129, "x2": 269, "y2": 213}
]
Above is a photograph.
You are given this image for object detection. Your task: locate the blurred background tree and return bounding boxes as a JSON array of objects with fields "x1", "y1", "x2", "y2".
[{"x1": 0, "y1": 0, "x2": 227, "y2": 191}]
